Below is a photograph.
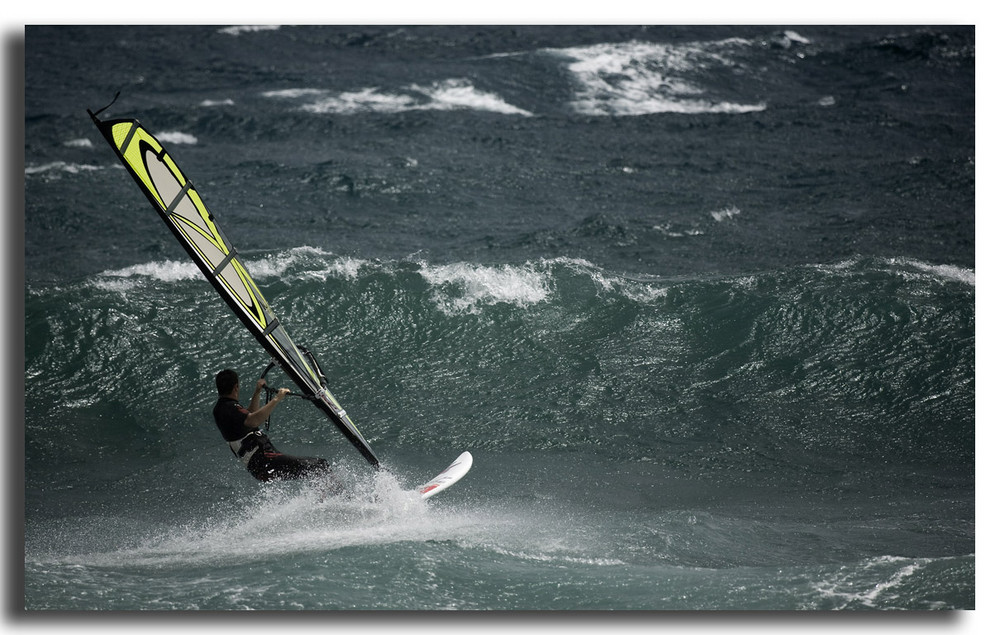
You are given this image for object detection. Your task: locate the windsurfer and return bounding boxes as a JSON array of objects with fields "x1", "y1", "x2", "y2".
[{"x1": 213, "y1": 368, "x2": 333, "y2": 482}]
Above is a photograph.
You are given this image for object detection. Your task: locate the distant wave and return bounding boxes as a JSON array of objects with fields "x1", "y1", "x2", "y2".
[
  {"x1": 24, "y1": 161, "x2": 105, "y2": 178},
  {"x1": 545, "y1": 39, "x2": 767, "y2": 116},
  {"x1": 812, "y1": 256, "x2": 975, "y2": 287},
  {"x1": 87, "y1": 251, "x2": 635, "y2": 314},
  {"x1": 41, "y1": 249, "x2": 974, "y2": 470},
  {"x1": 90, "y1": 250, "x2": 973, "y2": 311},
  {"x1": 217, "y1": 25, "x2": 281, "y2": 37},
  {"x1": 808, "y1": 554, "x2": 969, "y2": 610},
  {"x1": 709, "y1": 205, "x2": 741, "y2": 222},
  {"x1": 895, "y1": 258, "x2": 975, "y2": 286},
  {"x1": 154, "y1": 131, "x2": 198, "y2": 145},
  {"x1": 246, "y1": 247, "x2": 370, "y2": 281},
  {"x1": 93, "y1": 260, "x2": 200, "y2": 292},
  {"x1": 264, "y1": 78, "x2": 531, "y2": 116}
]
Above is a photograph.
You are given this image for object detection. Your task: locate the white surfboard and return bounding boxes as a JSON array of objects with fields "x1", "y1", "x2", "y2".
[{"x1": 417, "y1": 451, "x2": 473, "y2": 500}]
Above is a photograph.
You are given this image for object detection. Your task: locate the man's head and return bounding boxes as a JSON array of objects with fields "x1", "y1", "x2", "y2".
[{"x1": 215, "y1": 368, "x2": 239, "y2": 396}]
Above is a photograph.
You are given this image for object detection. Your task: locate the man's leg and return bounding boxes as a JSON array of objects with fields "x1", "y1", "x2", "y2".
[{"x1": 264, "y1": 452, "x2": 331, "y2": 480}]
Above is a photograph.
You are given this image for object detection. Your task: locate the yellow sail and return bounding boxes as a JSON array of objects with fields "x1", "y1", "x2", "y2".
[{"x1": 90, "y1": 109, "x2": 379, "y2": 467}]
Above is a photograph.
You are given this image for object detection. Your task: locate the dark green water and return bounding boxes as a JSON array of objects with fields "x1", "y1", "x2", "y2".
[{"x1": 24, "y1": 25, "x2": 974, "y2": 610}]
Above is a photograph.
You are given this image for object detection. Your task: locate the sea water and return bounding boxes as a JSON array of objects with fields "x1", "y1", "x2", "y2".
[{"x1": 23, "y1": 25, "x2": 974, "y2": 612}]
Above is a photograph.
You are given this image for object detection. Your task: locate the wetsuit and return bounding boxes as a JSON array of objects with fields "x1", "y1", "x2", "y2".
[{"x1": 213, "y1": 396, "x2": 330, "y2": 482}]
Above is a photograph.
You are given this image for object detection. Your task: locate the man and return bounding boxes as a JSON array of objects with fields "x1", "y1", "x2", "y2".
[{"x1": 213, "y1": 368, "x2": 331, "y2": 482}]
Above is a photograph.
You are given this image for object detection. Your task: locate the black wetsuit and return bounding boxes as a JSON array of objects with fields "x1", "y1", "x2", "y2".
[{"x1": 213, "y1": 396, "x2": 330, "y2": 482}]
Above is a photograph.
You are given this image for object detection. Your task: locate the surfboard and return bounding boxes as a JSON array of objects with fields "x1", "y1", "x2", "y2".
[{"x1": 418, "y1": 452, "x2": 473, "y2": 500}]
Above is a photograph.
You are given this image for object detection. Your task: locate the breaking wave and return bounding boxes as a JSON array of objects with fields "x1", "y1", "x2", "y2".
[
  {"x1": 264, "y1": 78, "x2": 531, "y2": 116},
  {"x1": 545, "y1": 39, "x2": 767, "y2": 116}
]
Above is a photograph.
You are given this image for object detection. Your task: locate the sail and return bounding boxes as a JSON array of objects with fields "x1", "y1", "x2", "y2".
[{"x1": 88, "y1": 110, "x2": 379, "y2": 467}]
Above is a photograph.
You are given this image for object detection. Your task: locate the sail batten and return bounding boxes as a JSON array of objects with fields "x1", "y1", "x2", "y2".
[{"x1": 89, "y1": 110, "x2": 380, "y2": 467}]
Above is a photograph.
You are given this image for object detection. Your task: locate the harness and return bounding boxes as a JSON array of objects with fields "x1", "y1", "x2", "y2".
[{"x1": 228, "y1": 430, "x2": 265, "y2": 466}]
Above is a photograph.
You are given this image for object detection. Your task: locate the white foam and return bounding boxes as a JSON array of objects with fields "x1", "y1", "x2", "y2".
[
  {"x1": 45, "y1": 471, "x2": 451, "y2": 569},
  {"x1": 302, "y1": 87, "x2": 418, "y2": 115},
  {"x1": 266, "y1": 79, "x2": 531, "y2": 117},
  {"x1": 812, "y1": 555, "x2": 932, "y2": 609},
  {"x1": 893, "y1": 257, "x2": 975, "y2": 286},
  {"x1": 547, "y1": 39, "x2": 766, "y2": 116},
  {"x1": 262, "y1": 88, "x2": 327, "y2": 99},
  {"x1": 155, "y1": 131, "x2": 198, "y2": 145},
  {"x1": 101, "y1": 260, "x2": 201, "y2": 281},
  {"x1": 710, "y1": 205, "x2": 741, "y2": 222},
  {"x1": 419, "y1": 261, "x2": 551, "y2": 315},
  {"x1": 218, "y1": 25, "x2": 280, "y2": 36},
  {"x1": 653, "y1": 223, "x2": 705, "y2": 238},
  {"x1": 551, "y1": 257, "x2": 671, "y2": 304},
  {"x1": 25, "y1": 161, "x2": 103, "y2": 176},
  {"x1": 94, "y1": 260, "x2": 201, "y2": 290},
  {"x1": 199, "y1": 98, "x2": 235, "y2": 107},
  {"x1": 244, "y1": 247, "x2": 369, "y2": 282},
  {"x1": 783, "y1": 30, "x2": 812, "y2": 45},
  {"x1": 90, "y1": 248, "x2": 368, "y2": 295},
  {"x1": 63, "y1": 138, "x2": 93, "y2": 148},
  {"x1": 812, "y1": 257, "x2": 975, "y2": 287},
  {"x1": 242, "y1": 246, "x2": 328, "y2": 279},
  {"x1": 410, "y1": 79, "x2": 532, "y2": 116},
  {"x1": 485, "y1": 545, "x2": 627, "y2": 567},
  {"x1": 325, "y1": 256, "x2": 368, "y2": 280}
]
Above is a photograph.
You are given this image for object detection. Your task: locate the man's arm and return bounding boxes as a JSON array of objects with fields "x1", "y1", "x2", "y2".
[
  {"x1": 245, "y1": 388, "x2": 290, "y2": 429},
  {"x1": 249, "y1": 379, "x2": 265, "y2": 412}
]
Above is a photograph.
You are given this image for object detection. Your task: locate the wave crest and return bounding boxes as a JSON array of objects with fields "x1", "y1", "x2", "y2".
[
  {"x1": 265, "y1": 78, "x2": 531, "y2": 116},
  {"x1": 418, "y1": 261, "x2": 551, "y2": 315},
  {"x1": 546, "y1": 39, "x2": 767, "y2": 116}
]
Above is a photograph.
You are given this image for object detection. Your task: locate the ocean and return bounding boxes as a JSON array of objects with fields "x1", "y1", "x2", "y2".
[{"x1": 22, "y1": 25, "x2": 974, "y2": 612}]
